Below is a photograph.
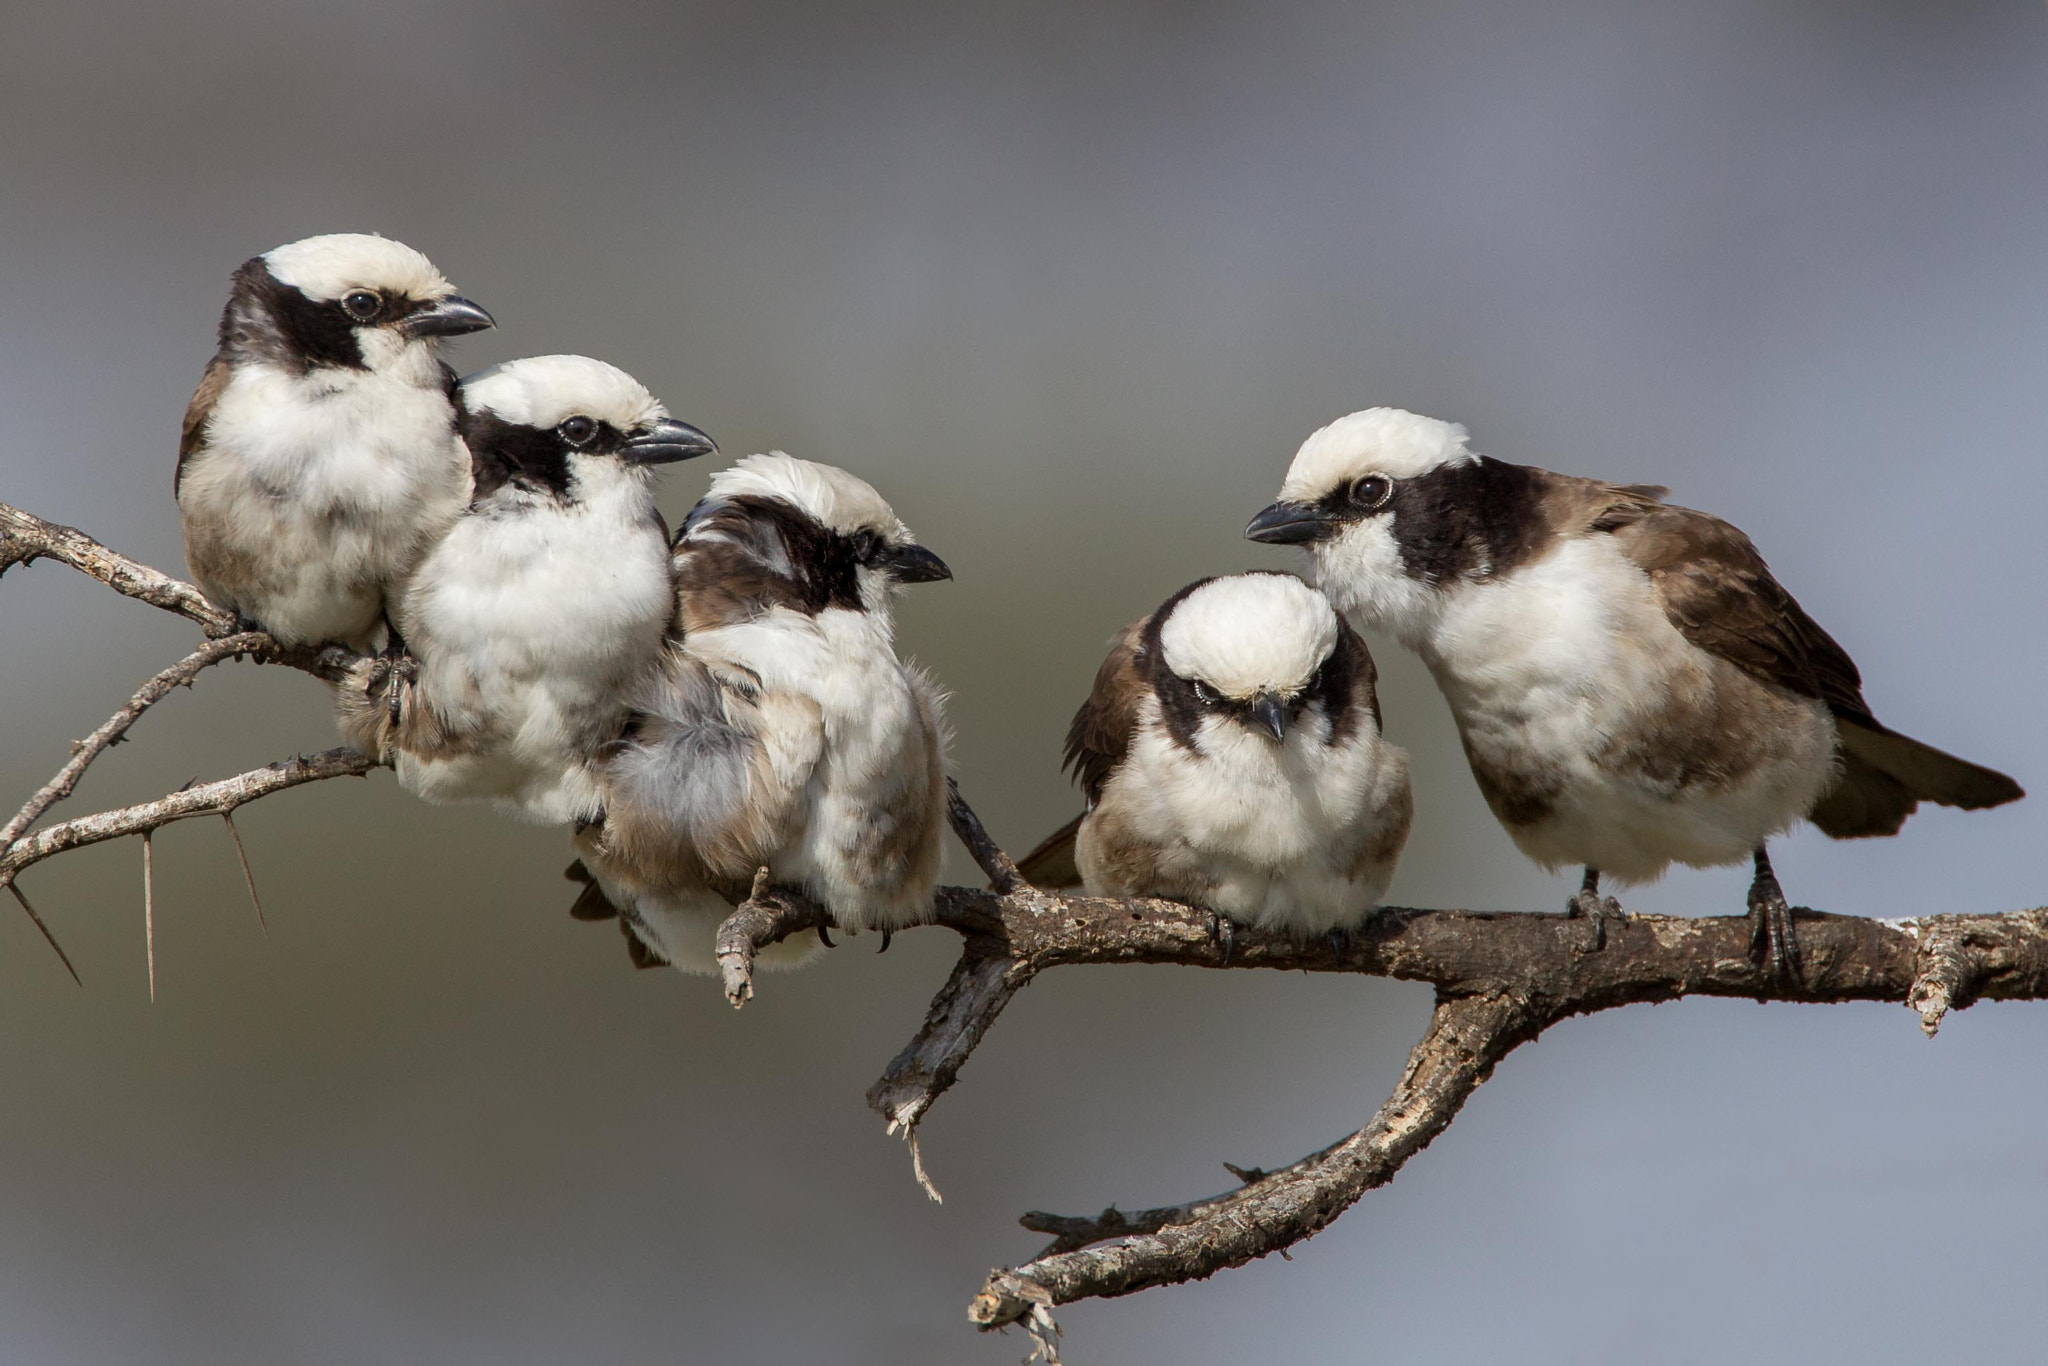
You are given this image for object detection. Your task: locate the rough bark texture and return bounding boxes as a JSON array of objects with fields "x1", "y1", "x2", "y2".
[
  {"x1": 718, "y1": 823, "x2": 2048, "y2": 1346},
  {"x1": 11, "y1": 497, "x2": 2048, "y2": 1360}
]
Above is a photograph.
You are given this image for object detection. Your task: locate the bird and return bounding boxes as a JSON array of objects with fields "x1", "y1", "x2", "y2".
[
  {"x1": 1245, "y1": 407, "x2": 2023, "y2": 980},
  {"x1": 336, "y1": 354, "x2": 716, "y2": 825},
  {"x1": 569, "y1": 452, "x2": 953, "y2": 975},
  {"x1": 1016, "y1": 571, "x2": 1412, "y2": 952},
  {"x1": 176, "y1": 232, "x2": 496, "y2": 649}
]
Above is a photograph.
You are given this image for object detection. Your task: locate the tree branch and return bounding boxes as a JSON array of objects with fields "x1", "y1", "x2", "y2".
[
  {"x1": 1, "y1": 748, "x2": 381, "y2": 884},
  {"x1": 716, "y1": 869, "x2": 834, "y2": 1006},
  {"x1": 972, "y1": 993, "x2": 1535, "y2": 1329},
  {"x1": 1, "y1": 502, "x2": 231, "y2": 631},
  {"x1": 697, "y1": 786, "x2": 2048, "y2": 1337},
  {"x1": 0, "y1": 632, "x2": 272, "y2": 849},
  {"x1": 0, "y1": 502, "x2": 360, "y2": 682},
  {"x1": 2, "y1": 505, "x2": 387, "y2": 976}
]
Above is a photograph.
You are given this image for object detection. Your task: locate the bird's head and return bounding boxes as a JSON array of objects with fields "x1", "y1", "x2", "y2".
[
  {"x1": 458, "y1": 355, "x2": 715, "y2": 509},
  {"x1": 1149, "y1": 572, "x2": 1349, "y2": 748},
  {"x1": 229, "y1": 233, "x2": 495, "y2": 380},
  {"x1": 688, "y1": 453, "x2": 950, "y2": 616},
  {"x1": 1244, "y1": 407, "x2": 1477, "y2": 635}
]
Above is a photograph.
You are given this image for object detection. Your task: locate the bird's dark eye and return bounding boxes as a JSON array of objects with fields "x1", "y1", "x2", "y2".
[
  {"x1": 559, "y1": 416, "x2": 598, "y2": 447},
  {"x1": 1348, "y1": 475, "x2": 1394, "y2": 511},
  {"x1": 850, "y1": 529, "x2": 882, "y2": 563},
  {"x1": 341, "y1": 290, "x2": 381, "y2": 322}
]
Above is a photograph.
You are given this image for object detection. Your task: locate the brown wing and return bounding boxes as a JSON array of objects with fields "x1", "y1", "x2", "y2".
[
  {"x1": 1063, "y1": 620, "x2": 1150, "y2": 804},
  {"x1": 563, "y1": 860, "x2": 619, "y2": 921},
  {"x1": 1607, "y1": 500, "x2": 1874, "y2": 723},
  {"x1": 1014, "y1": 619, "x2": 1153, "y2": 890},
  {"x1": 175, "y1": 354, "x2": 232, "y2": 496},
  {"x1": 1015, "y1": 813, "x2": 1083, "y2": 889},
  {"x1": 1607, "y1": 498, "x2": 2022, "y2": 835}
]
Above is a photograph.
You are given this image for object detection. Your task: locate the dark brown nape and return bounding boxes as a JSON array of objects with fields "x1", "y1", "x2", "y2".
[
  {"x1": 1304, "y1": 617, "x2": 1375, "y2": 744},
  {"x1": 1059, "y1": 620, "x2": 1152, "y2": 804},
  {"x1": 221, "y1": 257, "x2": 368, "y2": 374},
  {"x1": 1379, "y1": 457, "x2": 1552, "y2": 584},
  {"x1": 462, "y1": 410, "x2": 573, "y2": 499},
  {"x1": 682, "y1": 496, "x2": 866, "y2": 614}
]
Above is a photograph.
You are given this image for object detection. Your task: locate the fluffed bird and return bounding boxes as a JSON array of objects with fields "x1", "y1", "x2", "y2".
[
  {"x1": 176, "y1": 233, "x2": 495, "y2": 648},
  {"x1": 337, "y1": 355, "x2": 715, "y2": 824},
  {"x1": 1246, "y1": 407, "x2": 2023, "y2": 979},
  {"x1": 571, "y1": 453, "x2": 952, "y2": 974},
  {"x1": 1016, "y1": 572, "x2": 1412, "y2": 947}
]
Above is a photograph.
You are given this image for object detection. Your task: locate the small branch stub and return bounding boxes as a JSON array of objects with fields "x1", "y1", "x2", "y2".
[{"x1": 714, "y1": 873, "x2": 833, "y2": 1008}]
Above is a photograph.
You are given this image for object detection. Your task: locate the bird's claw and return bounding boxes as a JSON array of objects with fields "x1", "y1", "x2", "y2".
[
  {"x1": 1564, "y1": 890, "x2": 1621, "y2": 954},
  {"x1": 1326, "y1": 926, "x2": 1354, "y2": 968},
  {"x1": 1747, "y1": 889, "x2": 1803, "y2": 987},
  {"x1": 1208, "y1": 910, "x2": 1238, "y2": 966}
]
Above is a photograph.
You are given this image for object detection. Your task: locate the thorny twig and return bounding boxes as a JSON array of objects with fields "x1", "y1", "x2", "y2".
[{"x1": 2, "y1": 502, "x2": 378, "y2": 979}]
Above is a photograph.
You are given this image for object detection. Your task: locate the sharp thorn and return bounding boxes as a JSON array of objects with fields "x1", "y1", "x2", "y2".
[
  {"x1": 221, "y1": 813, "x2": 266, "y2": 934},
  {"x1": 143, "y1": 833, "x2": 157, "y2": 1003},
  {"x1": 6, "y1": 881, "x2": 81, "y2": 987}
]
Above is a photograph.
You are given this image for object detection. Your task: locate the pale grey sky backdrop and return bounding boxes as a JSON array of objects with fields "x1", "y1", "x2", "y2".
[{"x1": 3, "y1": 2, "x2": 2047, "y2": 1361}]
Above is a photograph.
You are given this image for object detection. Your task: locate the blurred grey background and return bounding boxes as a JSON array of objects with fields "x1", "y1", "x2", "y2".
[{"x1": 3, "y1": 1, "x2": 2046, "y2": 1361}]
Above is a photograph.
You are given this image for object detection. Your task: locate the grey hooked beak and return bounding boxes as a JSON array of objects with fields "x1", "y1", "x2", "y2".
[
  {"x1": 621, "y1": 418, "x2": 718, "y2": 465},
  {"x1": 878, "y1": 542, "x2": 953, "y2": 584},
  {"x1": 1245, "y1": 501, "x2": 1338, "y2": 546},
  {"x1": 401, "y1": 295, "x2": 497, "y2": 339},
  {"x1": 1250, "y1": 692, "x2": 1288, "y2": 743}
]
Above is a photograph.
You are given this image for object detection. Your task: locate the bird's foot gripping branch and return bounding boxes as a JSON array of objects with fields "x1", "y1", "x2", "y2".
[{"x1": 8, "y1": 497, "x2": 2048, "y2": 1361}]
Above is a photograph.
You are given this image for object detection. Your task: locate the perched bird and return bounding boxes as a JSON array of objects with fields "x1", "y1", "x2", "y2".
[
  {"x1": 571, "y1": 453, "x2": 952, "y2": 975},
  {"x1": 337, "y1": 355, "x2": 716, "y2": 824},
  {"x1": 1016, "y1": 572, "x2": 1412, "y2": 947},
  {"x1": 176, "y1": 233, "x2": 495, "y2": 648},
  {"x1": 1246, "y1": 407, "x2": 2023, "y2": 979}
]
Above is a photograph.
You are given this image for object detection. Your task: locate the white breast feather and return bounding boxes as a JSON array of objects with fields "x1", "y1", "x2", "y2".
[
  {"x1": 179, "y1": 361, "x2": 469, "y2": 646},
  {"x1": 686, "y1": 602, "x2": 946, "y2": 932},
  {"x1": 391, "y1": 477, "x2": 674, "y2": 824},
  {"x1": 1419, "y1": 536, "x2": 1836, "y2": 880},
  {"x1": 1086, "y1": 697, "x2": 1411, "y2": 936}
]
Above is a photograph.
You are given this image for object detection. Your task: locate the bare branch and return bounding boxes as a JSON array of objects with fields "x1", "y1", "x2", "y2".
[
  {"x1": 0, "y1": 502, "x2": 362, "y2": 684},
  {"x1": 715, "y1": 871, "x2": 834, "y2": 1007},
  {"x1": 1, "y1": 502, "x2": 231, "y2": 630},
  {"x1": 849, "y1": 878, "x2": 2048, "y2": 1329},
  {"x1": 1, "y1": 748, "x2": 381, "y2": 883},
  {"x1": 867, "y1": 919, "x2": 1032, "y2": 1142},
  {"x1": 0, "y1": 633, "x2": 272, "y2": 848},
  {"x1": 945, "y1": 779, "x2": 1023, "y2": 892},
  {"x1": 971, "y1": 993, "x2": 1535, "y2": 1330}
]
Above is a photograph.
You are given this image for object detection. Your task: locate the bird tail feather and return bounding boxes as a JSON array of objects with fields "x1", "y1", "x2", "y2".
[{"x1": 1811, "y1": 720, "x2": 2023, "y2": 840}]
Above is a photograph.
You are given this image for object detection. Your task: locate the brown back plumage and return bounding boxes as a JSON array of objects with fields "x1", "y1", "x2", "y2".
[
  {"x1": 174, "y1": 355, "x2": 232, "y2": 496},
  {"x1": 1581, "y1": 487, "x2": 2022, "y2": 837},
  {"x1": 1014, "y1": 620, "x2": 1151, "y2": 889}
]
